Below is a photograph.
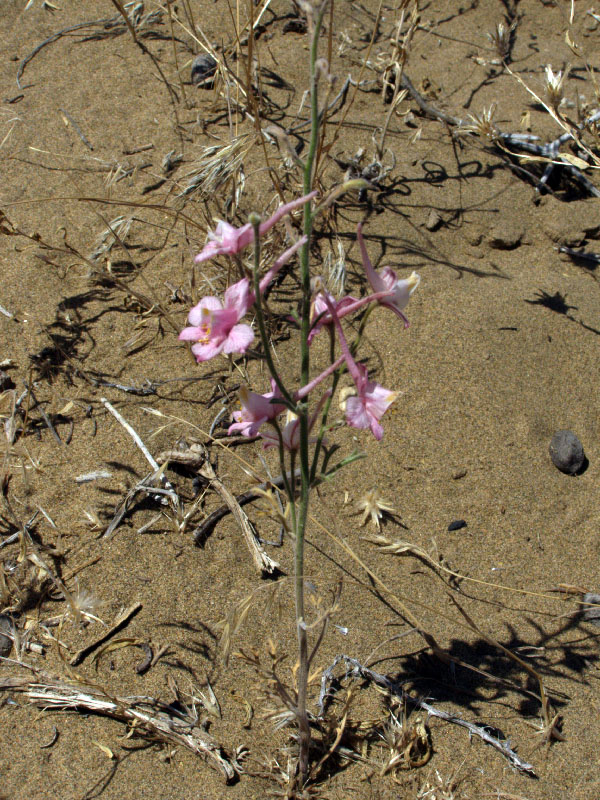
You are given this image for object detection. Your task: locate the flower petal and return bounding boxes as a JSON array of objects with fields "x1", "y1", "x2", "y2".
[
  {"x1": 224, "y1": 277, "x2": 254, "y2": 319},
  {"x1": 222, "y1": 323, "x2": 255, "y2": 354},
  {"x1": 188, "y1": 296, "x2": 222, "y2": 325},
  {"x1": 191, "y1": 339, "x2": 224, "y2": 361}
]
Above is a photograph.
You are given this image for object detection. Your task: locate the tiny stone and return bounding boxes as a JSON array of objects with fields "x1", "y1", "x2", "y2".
[
  {"x1": 447, "y1": 519, "x2": 467, "y2": 531},
  {"x1": 191, "y1": 54, "x2": 217, "y2": 87},
  {"x1": 549, "y1": 430, "x2": 585, "y2": 475},
  {"x1": 582, "y1": 593, "x2": 600, "y2": 625},
  {"x1": 425, "y1": 210, "x2": 442, "y2": 231},
  {"x1": 452, "y1": 468, "x2": 467, "y2": 480},
  {"x1": 0, "y1": 370, "x2": 14, "y2": 391},
  {"x1": 282, "y1": 17, "x2": 307, "y2": 33},
  {"x1": 0, "y1": 615, "x2": 13, "y2": 657}
]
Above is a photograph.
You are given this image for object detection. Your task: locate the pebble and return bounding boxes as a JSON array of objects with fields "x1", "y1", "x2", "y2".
[
  {"x1": 582, "y1": 593, "x2": 600, "y2": 625},
  {"x1": 191, "y1": 54, "x2": 217, "y2": 87},
  {"x1": 549, "y1": 430, "x2": 585, "y2": 475},
  {"x1": 447, "y1": 519, "x2": 467, "y2": 531},
  {"x1": 0, "y1": 370, "x2": 13, "y2": 391},
  {"x1": 0, "y1": 615, "x2": 13, "y2": 657},
  {"x1": 425, "y1": 210, "x2": 442, "y2": 231}
]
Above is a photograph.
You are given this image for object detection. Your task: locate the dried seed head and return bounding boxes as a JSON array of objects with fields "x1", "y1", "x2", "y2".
[
  {"x1": 354, "y1": 488, "x2": 396, "y2": 528},
  {"x1": 487, "y1": 20, "x2": 515, "y2": 60},
  {"x1": 545, "y1": 65, "x2": 567, "y2": 111},
  {"x1": 460, "y1": 105, "x2": 499, "y2": 142}
]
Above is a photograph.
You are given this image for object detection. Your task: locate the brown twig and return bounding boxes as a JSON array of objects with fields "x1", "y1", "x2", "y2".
[
  {"x1": 70, "y1": 602, "x2": 142, "y2": 666},
  {"x1": 196, "y1": 457, "x2": 280, "y2": 575}
]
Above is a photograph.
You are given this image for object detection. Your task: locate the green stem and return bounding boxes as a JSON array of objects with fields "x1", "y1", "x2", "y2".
[
  {"x1": 249, "y1": 216, "x2": 295, "y2": 408},
  {"x1": 295, "y1": 2, "x2": 329, "y2": 785},
  {"x1": 309, "y1": 325, "x2": 340, "y2": 482}
]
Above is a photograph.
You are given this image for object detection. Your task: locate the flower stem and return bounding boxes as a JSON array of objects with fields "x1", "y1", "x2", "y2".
[
  {"x1": 249, "y1": 216, "x2": 295, "y2": 408},
  {"x1": 295, "y1": 2, "x2": 329, "y2": 785}
]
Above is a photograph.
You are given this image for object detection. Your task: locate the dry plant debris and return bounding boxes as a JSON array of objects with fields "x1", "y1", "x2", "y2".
[{"x1": 1, "y1": 668, "x2": 238, "y2": 783}]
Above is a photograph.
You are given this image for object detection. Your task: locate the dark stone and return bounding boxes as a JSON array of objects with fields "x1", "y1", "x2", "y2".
[
  {"x1": 0, "y1": 615, "x2": 13, "y2": 657},
  {"x1": 447, "y1": 519, "x2": 467, "y2": 531},
  {"x1": 582, "y1": 593, "x2": 600, "y2": 626},
  {"x1": 549, "y1": 430, "x2": 585, "y2": 475},
  {"x1": 0, "y1": 370, "x2": 14, "y2": 391},
  {"x1": 191, "y1": 54, "x2": 217, "y2": 87},
  {"x1": 283, "y1": 18, "x2": 307, "y2": 33}
]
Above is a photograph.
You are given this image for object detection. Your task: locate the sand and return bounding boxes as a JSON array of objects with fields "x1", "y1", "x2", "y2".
[{"x1": 1, "y1": 2, "x2": 600, "y2": 798}]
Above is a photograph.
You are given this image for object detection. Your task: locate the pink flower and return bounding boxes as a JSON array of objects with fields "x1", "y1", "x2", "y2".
[
  {"x1": 319, "y1": 291, "x2": 398, "y2": 440},
  {"x1": 357, "y1": 223, "x2": 420, "y2": 327},
  {"x1": 228, "y1": 380, "x2": 285, "y2": 437},
  {"x1": 342, "y1": 364, "x2": 398, "y2": 441},
  {"x1": 194, "y1": 192, "x2": 317, "y2": 263},
  {"x1": 179, "y1": 277, "x2": 254, "y2": 361},
  {"x1": 260, "y1": 391, "x2": 331, "y2": 451},
  {"x1": 308, "y1": 289, "x2": 357, "y2": 343}
]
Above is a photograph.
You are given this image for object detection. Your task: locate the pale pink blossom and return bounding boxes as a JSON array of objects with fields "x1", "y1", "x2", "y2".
[
  {"x1": 178, "y1": 277, "x2": 254, "y2": 361},
  {"x1": 260, "y1": 391, "x2": 331, "y2": 451},
  {"x1": 228, "y1": 380, "x2": 285, "y2": 437},
  {"x1": 343, "y1": 364, "x2": 398, "y2": 441},
  {"x1": 357, "y1": 223, "x2": 420, "y2": 327},
  {"x1": 308, "y1": 289, "x2": 357, "y2": 343},
  {"x1": 194, "y1": 192, "x2": 317, "y2": 263},
  {"x1": 320, "y1": 291, "x2": 398, "y2": 440}
]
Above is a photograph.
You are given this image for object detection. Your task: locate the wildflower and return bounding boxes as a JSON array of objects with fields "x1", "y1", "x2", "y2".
[
  {"x1": 260, "y1": 391, "x2": 331, "y2": 451},
  {"x1": 343, "y1": 363, "x2": 399, "y2": 441},
  {"x1": 308, "y1": 285, "x2": 357, "y2": 343},
  {"x1": 320, "y1": 292, "x2": 398, "y2": 440},
  {"x1": 194, "y1": 192, "x2": 317, "y2": 263},
  {"x1": 178, "y1": 277, "x2": 254, "y2": 361},
  {"x1": 228, "y1": 380, "x2": 285, "y2": 437},
  {"x1": 357, "y1": 223, "x2": 420, "y2": 327}
]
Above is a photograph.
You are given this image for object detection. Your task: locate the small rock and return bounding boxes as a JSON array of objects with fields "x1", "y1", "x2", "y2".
[
  {"x1": 451, "y1": 468, "x2": 467, "y2": 480},
  {"x1": 447, "y1": 519, "x2": 467, "y2": 531},
  {"x1": 549, "y1": 430, "x2": 585, "y2": 475},
  {"x1": 282, "y1": 17, "x2": 307, "y2": 33},
  {"x1": 425, "y1": 210, "x2": 442, "y2": 231},
  {"x1": 0, "y1": 615, "x2": 13, "y2": 657},
  {"x1": 581, "y1": 593, "x2": 600, "y2": 625},
  {"x1": 0, "y1": 370, "x2": 14, "y2": 391},
  {"x1": 191, "y1": 54, "x2": 217, "y2": 87}
]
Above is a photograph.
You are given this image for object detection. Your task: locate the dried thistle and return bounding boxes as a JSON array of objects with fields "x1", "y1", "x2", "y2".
[
  {"x1": 459, "y1": 104, "x2": 499, "y2": 142},
  {"x1": 416, "y1": 765, "x2": 467, "y2": 799},
  {"x1": 90, "y1": 214, "x2": 135, "y2": 261},
  {"x1": 545, "y1": 64, "x2": 568, "y2": 112},
  {"x1": 354, "y1": 488, "x2": 396, "y2": 528},
  {"x1": 177, "y1": 134, "x2": 253, "y2": 207},
  {"x1": 487, "y1": 20, "x2": 516, "y2": 60},
  {"x1": 323, "y1": 236, "x2": 347, "y2": 296},
  {"x1": 69, "y1": 582, "x2": 104, "y2": 625},
  {"x1": 378, "y1": 701, "x2": 432, "y2": 776}
]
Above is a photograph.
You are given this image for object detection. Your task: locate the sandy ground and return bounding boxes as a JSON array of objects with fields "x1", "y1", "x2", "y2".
[{"x1": 1, "y1": 1, "x2": 600, "y2": 798}]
